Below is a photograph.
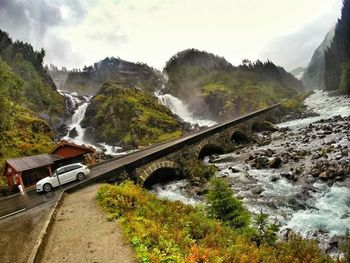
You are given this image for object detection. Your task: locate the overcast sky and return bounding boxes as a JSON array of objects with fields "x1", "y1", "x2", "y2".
[{"x1": 0, "y1": 0, "x2": 343, "y2": 71}]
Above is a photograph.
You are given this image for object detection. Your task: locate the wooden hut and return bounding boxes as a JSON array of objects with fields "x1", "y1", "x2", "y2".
[
  {"x1": 2, "y1": 141, "x2": 96, "y2": 192},
  {"x1": 51, "y1": 141, "x2": 96, "y2": 166},
  {"x1": 3, "y1": 154, "x2": 63, "y2": 191}
]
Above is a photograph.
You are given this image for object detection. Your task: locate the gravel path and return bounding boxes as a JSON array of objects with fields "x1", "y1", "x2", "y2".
[{"x1": 40, "y1": 184, "x2": 136, "y2": 263}]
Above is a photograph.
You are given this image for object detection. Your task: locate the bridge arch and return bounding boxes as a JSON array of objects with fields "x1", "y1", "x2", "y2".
[
  {"x1": 140, "y1": 161, "x2": 184, "y2": 188},
  {"x1": 196, "y1": 140, "x2": 224, "y2": 160}
]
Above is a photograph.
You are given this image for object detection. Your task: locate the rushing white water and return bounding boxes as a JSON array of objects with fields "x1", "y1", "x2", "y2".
[
  {"x1": 151, "y1": 180, "x2": 200, "y2": 206},
  {"x1": 279, "y1": 90, "x2": 350, "y2": 129},
  {"x1": 61, "y1": 92, "x2": 91, "y2": 145},
  {"x1": 155, "y1": 92, "x2": 217, "y2": 127},
  {"x1": 287, "y1": 183, "x2": 350, "y2": 236},
  {"x1": 151, "y1": 90, "x2": 350, "y2": 249}
]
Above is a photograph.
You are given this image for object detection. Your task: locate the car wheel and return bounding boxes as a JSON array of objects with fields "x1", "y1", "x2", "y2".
[
  {"x1": 77, "y1": 172, "x2": 85, "y2": 181},
  {"x1": 43, "y1": 183, "x2": 52, "y2": 192}
]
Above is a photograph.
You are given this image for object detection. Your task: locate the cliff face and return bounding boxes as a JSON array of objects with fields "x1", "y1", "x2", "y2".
[
  {"x1": 50, "y1": 57, "x2": 164, "y2": 96},
  {"x1": 324, "y1": 0, "x2": 350, "y2": 94},
  {"x1": 301, "y1": 27, "x2": 335, "y2": 90},
  {"x1": 164, "y1": 49, "x2": 304, "y2": 121},
  {"x1": 82, "y1": 82, "x2": 185, "y2": 148}
]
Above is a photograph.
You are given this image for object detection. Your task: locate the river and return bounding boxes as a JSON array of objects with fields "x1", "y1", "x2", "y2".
[{"x1": 151, "y1": 90, "x2": 350, "y2": 254}]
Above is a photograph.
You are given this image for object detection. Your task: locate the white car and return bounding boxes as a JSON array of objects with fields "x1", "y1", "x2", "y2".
[{"x1": 36, "y1": 163, "x2": 90, "y2": 192}]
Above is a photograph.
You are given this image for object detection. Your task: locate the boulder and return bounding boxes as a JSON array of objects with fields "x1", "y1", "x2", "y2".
[
  {"x1": 269, "y1": 157, "x2": 282, "y2": 168},
  {"x1": 229, "y1": 167, "x2": 240, "y2": 173},
  {"x1": 341, "y1": 149, "x2": 348, "y2": 157},
  {"x1": 68, "y1": 127, "x2": 78, "y2": 138},
  {"x1": 251, "y1": 185, "x2": 264, "y2": 195},
  {"x1": 319, "y1": 171, "x2": 328, "y2": 180}
]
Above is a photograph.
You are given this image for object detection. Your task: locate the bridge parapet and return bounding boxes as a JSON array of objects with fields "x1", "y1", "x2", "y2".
[{"x1": 133, "y1": 104, "x2": 281, "y2": 186}]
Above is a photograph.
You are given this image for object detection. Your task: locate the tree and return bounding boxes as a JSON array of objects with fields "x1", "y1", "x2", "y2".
[
  {"x1": 251, "y1": 209, "x2": 279, "y2": 247},
  {"x1": 206, "y1": 178, "x2": 250, "y2": 229}
]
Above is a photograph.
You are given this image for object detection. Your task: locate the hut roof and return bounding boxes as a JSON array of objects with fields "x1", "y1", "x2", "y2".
[
  {"x1": 6, "y1": 154, "x2": 63, "y2": 172},
  {"x1": 51, "y1": 140, "x2": 95, "y2": 156}
]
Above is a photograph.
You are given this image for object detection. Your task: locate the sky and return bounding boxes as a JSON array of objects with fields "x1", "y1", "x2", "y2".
[{"x1": 0, "y1": 0, "x2": 343, "y2": 71}]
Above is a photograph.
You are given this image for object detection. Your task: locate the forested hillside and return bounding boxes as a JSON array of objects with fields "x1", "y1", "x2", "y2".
[
  {"x1": 0, "y1": 30, "x2": 65, "y2": 129},
  {"x1": 164, "y1": 49, "x2": 304, "y2": 121},
  {"x1": 49, "y1": 57, "x2": 163, "y2": 96},
  {"x1": 0, "y1": 30, "x2": 63, "y2": 188},
  {"x1": 0, "y1": 58, "x2": 54, "y2": 188}
]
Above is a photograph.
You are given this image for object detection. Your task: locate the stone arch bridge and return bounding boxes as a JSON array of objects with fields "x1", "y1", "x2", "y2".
[{"x1": 67, "y1": 104, "x2": 281, "y2": 192}]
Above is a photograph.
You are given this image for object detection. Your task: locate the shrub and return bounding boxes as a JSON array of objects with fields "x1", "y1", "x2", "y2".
[
  {"x1": 206, "y1": 177, "x2": 250, "y2": 229},
  {"x1": 251, "y1": 210, "x2": 279, "y2": 247}
]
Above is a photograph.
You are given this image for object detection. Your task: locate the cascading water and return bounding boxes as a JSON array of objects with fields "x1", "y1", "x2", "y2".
[
  {"x1": 155, "y1": 91, "x2": 217, "y2": 127},
  {"x1": 66, "y1": 101, "x2": 89, "y2": 144},
  {"x1": 59, "y1": 90, "x2": 91, "y2": 145}
]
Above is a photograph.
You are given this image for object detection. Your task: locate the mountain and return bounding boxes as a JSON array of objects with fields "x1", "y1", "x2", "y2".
[
  {"x1": 49, "y1": 57, "x2": 164, "y2": 96},
  {"x1": 301, "y1": 27, "x2": 335, "y2": 90},
  {"x1": 290, "y1": 67, "x2": 305, "y2": 80},
  {"x1": 82, "y1": 81, "x2": 188, "y2": 149},
  {"x1": 164, "y1": 49, "x2": 304, "y2": 121},
  {"x1": 324, "y1": 0, "x2": 350, "y2": 94}
]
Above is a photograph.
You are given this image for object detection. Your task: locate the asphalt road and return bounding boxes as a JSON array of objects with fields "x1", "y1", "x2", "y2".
[{"x1": 0, "y1": 104, "x2": 279, "y2": 219}]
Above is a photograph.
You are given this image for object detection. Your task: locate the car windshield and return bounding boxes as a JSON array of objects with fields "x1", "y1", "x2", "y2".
[{"x1": 50, "y1": 171, "x2": 57, "y2": 177}]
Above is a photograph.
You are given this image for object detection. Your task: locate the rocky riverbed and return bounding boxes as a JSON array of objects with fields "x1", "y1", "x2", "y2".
[
  {"x1": 210, "y1": 114, "x2": 350, "y2": 254},
  {"x1": 151, "y1": 91, "x2": 350, "y2": 256}
]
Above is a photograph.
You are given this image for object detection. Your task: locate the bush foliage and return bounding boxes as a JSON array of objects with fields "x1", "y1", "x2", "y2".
[{"x1": 96, "y1": 181, "x2": 337, "y2": 263}]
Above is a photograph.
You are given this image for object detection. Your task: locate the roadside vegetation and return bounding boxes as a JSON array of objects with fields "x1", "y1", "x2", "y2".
[{"x1": 97, "y1": 179, "x2": 340, "y2": 263}]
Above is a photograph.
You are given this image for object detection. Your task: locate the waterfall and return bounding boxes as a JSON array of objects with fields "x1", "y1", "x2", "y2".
[
  {"x1": 67, "y1": 101, "x2": 89, "y2": 144},
  {"x1": 58, "y1": 90, "x2": 128, "y2": 156},
  {"x1": 59, "y1": 90, "x2": 91, "y2": 145},
  {"x1": 155, "y1": 91, "x2": 217, "y2": 127}
]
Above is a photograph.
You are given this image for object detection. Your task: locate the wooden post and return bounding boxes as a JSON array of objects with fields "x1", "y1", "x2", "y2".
[{"x1": 48, "y1": 165, "x2": 52, "y2": 176}]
